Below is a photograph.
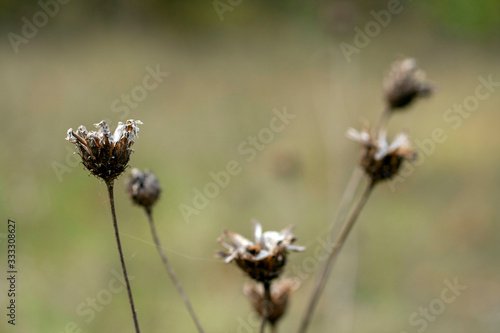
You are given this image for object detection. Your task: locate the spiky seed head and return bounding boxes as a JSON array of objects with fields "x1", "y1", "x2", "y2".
[
  {"x1": 125, "y1": 168, "x2": 161, "y2": 209},
  {"x1": 347, "y1": 126, "x2": 417, "y2": 182},
  {"x1": 217, "y1": 220, "x2": 305, "y2": 282},
  {"x1": 66, "y1": 120, "x2": 142, "y2": 182},
  {"x1": 383, "y1": 58, "x2": 434, "y2": 110}
]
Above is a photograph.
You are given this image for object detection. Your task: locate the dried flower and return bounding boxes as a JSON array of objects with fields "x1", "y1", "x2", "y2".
[
  {"x1": 383, "y1": 58, "x2": 434, "y2": 110},
  {"x1": 66, "y1": 120, "x2": 142, "y2": 182},
  {"x1": 244, "y1": 279, "x2": 298, "y2": 326},
  {"x1": 347, "y1": 126, "x2": 416, "y2": 182},
  {"x1": 125, "y1": 168, "x2": 161, "y2": 209},
  {"x1": 218, "y1": 220, "x2": 305, "y2": 282}
]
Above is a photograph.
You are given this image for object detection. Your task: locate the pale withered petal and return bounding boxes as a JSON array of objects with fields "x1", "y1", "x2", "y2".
[
  {"x1": 65, "y1": 119, "x2": 142, "y2": 182},
  {"x1": 347, "y1": 126, "x2": 417, "y2": 182},
  {"x1": 383, "y1": 57, "x2": 434, "y2": 110},
  {"x1": 218, "y1": 220, "x2": 305, "y2": 282},
  {"x1": 125, "y1": 168, "x2": 161, "y2": 209}
]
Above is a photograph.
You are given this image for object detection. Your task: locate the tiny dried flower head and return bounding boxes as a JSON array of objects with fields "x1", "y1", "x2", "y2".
[
  {"x1": 66, "y1": 120, "x2": 142, "y2": 182},
  {"x1": 347, "y1": 126, "x2": 416, "y2": 182},
  {"x1": 244, "y1": 278, "x2": 299, "y2": 326},
  {"x1": 383, "y1": 57, "x2": 434, "y2": 110},
  {"x1": 218, "y1": 220, "x2": 305, "y2": 282},
  {"x1": 125, "y1": 168, "x2": 161, "y2": 210}
]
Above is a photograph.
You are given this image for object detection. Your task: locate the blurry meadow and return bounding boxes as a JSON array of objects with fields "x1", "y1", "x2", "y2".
[{"x1": 1, "y1": 1, "x2": 500, "y2": 332}]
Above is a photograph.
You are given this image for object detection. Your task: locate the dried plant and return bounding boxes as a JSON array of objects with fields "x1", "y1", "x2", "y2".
[
  {"x1": 244, "y1": 279, "x2": 299, "y2": 332},
  {"x1": 218, "y1": 220, "x2": 305, "y2": 283},
  {"x1": 331, "y1": 58, "x2": 434, "y2": 243},
  {"x1": 218, "y1": 221, "x2": 304, "y2": 332},
  {"x1": 383, "y1": 57, "x2": 434, "y2": 111},
  {"x1": 125, "y1": 169, "x2": 205, "y2": 333},
  {"x1": 66, "y1": 120, "x2": 142, "y2": 333},
  {"x1": 126, "y1": 168, "x2": 161, "y2": 209},
  {"x1": 66, "y1": 120, "x2": 142, "y2": 182},
  {"x1": 347, "y1": 127, "x2": 417, "y2": 182},
  {"x1": 298, "y1": 58, "x2": 435, "y2": 333}
]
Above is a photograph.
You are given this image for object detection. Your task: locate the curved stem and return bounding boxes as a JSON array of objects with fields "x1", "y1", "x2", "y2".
[
  {"x1": 260, "y1": 281, "x2": 272, "y2": 333},
  {"x1": 106, "y1": 181, "x2": 141, "y2": 333},
  {"x1": 145, "y1": 208, "x2": 205, "y2": 333},
  {"x1": 298, "y1": 180, "x2": 376, "y2": 333}
]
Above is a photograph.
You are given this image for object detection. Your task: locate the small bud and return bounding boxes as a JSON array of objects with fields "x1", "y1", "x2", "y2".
[
  {"x1": 217, "y1": 220, "x2": 305, "y2": 282},
  {"x1": 125, "y1": 169, "x2": 161, "y2": 209},
  {"x1": 347, "y1": 126, "x2": 416, "y2": 182},
  {"x1": 383, "y1": 58, "x2": 434, "y2": 110},
  {"x1": 66, "y1": 120, "x2": 142, "y2": 182},
  {"x1": 244, "y1": 279, "x2": 298, "y2": 326}
]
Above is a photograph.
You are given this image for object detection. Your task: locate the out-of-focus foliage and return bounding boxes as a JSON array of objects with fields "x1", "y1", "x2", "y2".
[{"x1": 1, "y1": 0, "x2": 500, "y2": 37}]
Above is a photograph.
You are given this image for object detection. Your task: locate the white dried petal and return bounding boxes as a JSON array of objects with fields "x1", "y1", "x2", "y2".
[
  {"x1": 400, "y1": 58, "x2": 417, "y2": 72},
  {"x1": 346, "y1": 128, "x2": 371, "y2": 144},
  {"x1": 224, "y1": 230, "x2": 253, "y2": 249},
  {"x1": 262, "y1": 231, "x2": 283, "y2": 251},
  {"x1": 254, "y1": 250, "x2": 271, "y2": 261},
  {"x1": 388, "y1": 132, "x2": 410, "y2": 153},
  {"x1": 253, "y1": 220, "x2": 263, "y2": 245},
  {"x1": 112, "y1": 122, "x2": 126, "y2": 143},
  {"x1": 66, "y1": 129, "x2": 77, "y2": 143},
  {"x1": 286, "y1": 244, "x2": 306, "y2": 252},
  {"x1": 77, "y1": 125, "x2": 87, "y2": 136},
  {"x1": 280, "y1": 225, "x2": 294, "y2": 237}
]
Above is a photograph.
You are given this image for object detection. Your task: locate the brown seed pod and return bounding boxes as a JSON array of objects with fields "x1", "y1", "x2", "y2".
[{"x1": 66, "y1": 120, "x2": 142, "y2": 182}]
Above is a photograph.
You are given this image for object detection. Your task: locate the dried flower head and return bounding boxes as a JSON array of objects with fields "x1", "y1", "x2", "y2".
[
  {"x1": 218, "y1": 220, "x2": 305, "y2": 282},
  {"x1": 244, "y1": 279, "x2": 298, "y2": 326},
  {"x1": 125, "y1": 168, "x2": 161, "y2": 209},
  {"x1": 66, "y1": 120, "x2": 142, "y2": 182},
  {"x1": 383, "y1": 58, "x2": 434, "y2": 110},
  {"x1": 347, "y1": 126, "x2": 417, "y2": 182}
]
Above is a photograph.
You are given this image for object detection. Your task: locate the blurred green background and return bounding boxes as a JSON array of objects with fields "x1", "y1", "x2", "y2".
[{"x1": 1, "y1": 0, "x2": 500, "y2": 332}]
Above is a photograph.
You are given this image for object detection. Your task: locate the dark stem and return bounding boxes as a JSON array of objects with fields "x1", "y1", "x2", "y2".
[
  {"x1": 260, "y1": 281, "x2": 272, "y2": 333},
  {"x1": 298, "y1": 180, "x2": 376, "y2": 333},
  {"x1": 145, "y1": 207, "x2": 205, "y2": 333},
  {"x1": 106, "y1": 181, "x2": 141, "y2": 333}
]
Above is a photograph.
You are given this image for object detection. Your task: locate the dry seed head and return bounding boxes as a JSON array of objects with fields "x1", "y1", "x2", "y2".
[
  {"x1": 383, "y1": 58, "x2": 434, "y2": 110},
  {"x1": 125, "y1": 168, "x2": 161, "y2": 209},
  {"x1": 347, "y1": 126, "x2": 417, "y2": 182},
  {"x1": 243, "y1": 279, "x2": 298, "y2": 326},
  {"x1": 217, "y1": 220, "x2": 305, "y2": 282},
  {"x1": 66, "y1": 119, "x2": 142, "y2": 182}
]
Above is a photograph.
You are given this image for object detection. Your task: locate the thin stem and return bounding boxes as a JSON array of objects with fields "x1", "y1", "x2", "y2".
[
  {"x1": 106, "y1": 181, "x2": 141, "y2": 333},
  {"x1": 260, "y1": 314, "x2": 266, "y2": 333},
  {"x1": 326, "y1": 167, "x2": 364, "y2": 237},
  {"x1": 298, "y1": 180, "x2": 376, "y2": 333},
  {"x1": 260, "y1": 281, "x2": 272, "y2": 333},
  {"x1": 326, "y1": 106, "x2": 391, "y2": 243},
  {"x1": 145, "y1": 207, "x2": 205, "y2": 333}
]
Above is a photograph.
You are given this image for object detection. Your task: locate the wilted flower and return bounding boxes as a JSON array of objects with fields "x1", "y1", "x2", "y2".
[
  {"x1": 347, "y1": 126, "x2": 416, "y2": 182},
  {"x1": 66, "y1": 120, "x2": 142, "y2": 182},
  {"x1": 383, "y1": 58, "x2": 434, "y2": 110},
  {"x1": 125, "y1": 168, "x2": 161, "y2": 209},
  {"x1": 218, "y1": 220, "x2": 305, "y2": 282},
  {"x1": 244, "y1": 279, "x2": 298, "y2": 326}
]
